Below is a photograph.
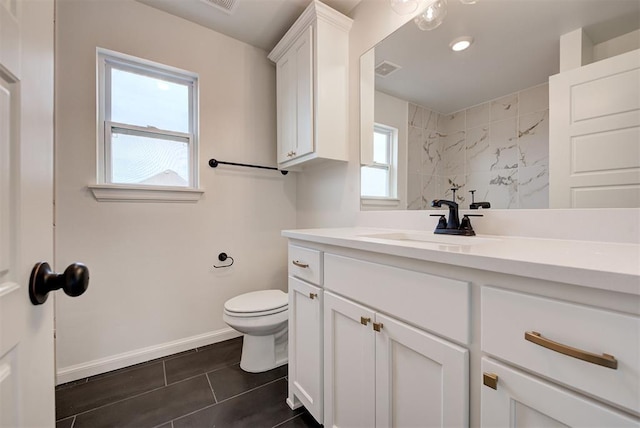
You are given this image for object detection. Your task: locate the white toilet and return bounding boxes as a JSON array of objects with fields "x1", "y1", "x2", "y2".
[{"x1": 223, "y1": 289, "x2": 288, "y2": 373}]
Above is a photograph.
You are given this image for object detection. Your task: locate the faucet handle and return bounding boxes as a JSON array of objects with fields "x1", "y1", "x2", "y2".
[{"x1": 430, "y1": 214, "x2": 447, "y2": 229}]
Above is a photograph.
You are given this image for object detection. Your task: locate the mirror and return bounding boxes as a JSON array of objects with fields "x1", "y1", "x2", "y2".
[{"x1": 360, "y1": 0, "x2": 640, "y2": 210}]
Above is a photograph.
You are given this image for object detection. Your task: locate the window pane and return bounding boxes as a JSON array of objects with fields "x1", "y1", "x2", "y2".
[
  {"x1": 111, "y1": 68, "x2": 190, "y2": 133},
  {"x1": 373, "y1": 130, "x2": 390, "y2": 164},
  {"x1": 111, "y1": 130, "x2": 190, "y2": 187},
  {"x1": 361, "y1": 166, "x2": 389, "y2": 197}
]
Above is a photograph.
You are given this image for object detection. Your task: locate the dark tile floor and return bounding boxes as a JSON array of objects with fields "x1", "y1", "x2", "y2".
[{"x1": 55, "y1": 337, "x2": 321, "y2": 428}]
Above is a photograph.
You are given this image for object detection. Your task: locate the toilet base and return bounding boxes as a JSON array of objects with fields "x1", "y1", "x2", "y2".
[{"x1": 239, "y1": 327, "x2": 288, "y2": 373}]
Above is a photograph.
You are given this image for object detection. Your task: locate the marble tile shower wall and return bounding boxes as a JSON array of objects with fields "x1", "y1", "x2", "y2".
[{"x1": 407, "y1": 83, "x2": 549, "y2": 210}]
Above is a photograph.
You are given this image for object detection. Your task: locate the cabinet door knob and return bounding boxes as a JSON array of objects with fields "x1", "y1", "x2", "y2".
[
  {"x1": 360, "y1": 316, "x2": 371, "y2": 325},
  {"x1": 373, "y1": 322, "x2": 383, "y2": 332},
  {"x1": 483, "y1": 372, "x2": 498, "y2": 390},
  {"x1": 292, "y1": 260, "x2": 309, "y2": 268},
  {"x1": 309, "y1": 293, "x2": 318, "y2": 299}
]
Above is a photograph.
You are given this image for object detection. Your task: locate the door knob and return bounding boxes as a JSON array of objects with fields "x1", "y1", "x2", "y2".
[{"x1": 29, "y1": 262, "x2": 89, "y2": 305}]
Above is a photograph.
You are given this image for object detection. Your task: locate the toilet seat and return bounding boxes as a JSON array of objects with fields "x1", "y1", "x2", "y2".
[{"x1": 224, "y1": 290, "x2": 288, "y2": 318}]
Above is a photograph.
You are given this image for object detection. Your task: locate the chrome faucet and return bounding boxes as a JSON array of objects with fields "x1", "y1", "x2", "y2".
[{"x1": 431, "y1": 189, "x2": 482, "y2": 236}]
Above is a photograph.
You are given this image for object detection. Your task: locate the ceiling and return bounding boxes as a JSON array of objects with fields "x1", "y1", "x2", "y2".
[
  {"x1": 136, "y1": 0, "x2": 362, "y2": 51},
  {"x1": 374, "y1": 0, "x2": 640, "y2": 114}
]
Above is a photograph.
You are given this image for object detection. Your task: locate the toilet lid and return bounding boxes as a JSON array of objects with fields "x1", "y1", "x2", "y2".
[{"x1": 224, "y1": 290, "x2": 288, "y2": 314}]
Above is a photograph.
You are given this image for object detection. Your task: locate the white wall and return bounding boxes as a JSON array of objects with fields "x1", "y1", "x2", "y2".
[
  {"x1": 296, "y1": 0, "x2": 413, "y2": 228},
  {"x1": 54, "y1": 0, "x2": 297, "y2": 382}
]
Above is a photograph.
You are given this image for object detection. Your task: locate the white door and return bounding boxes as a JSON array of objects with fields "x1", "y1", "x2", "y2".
[
  {"x1": 288, "y1": 277, "x2": 323, "y2": 423},
  {"x1": 0, "y1": 0, "x2": 55, "y2": 426},
  {"x1": 549, "y1": 49, "x2": 640, "y2": 208},
  {"x1": 375, "y1": 313, "x2": 469, "y2": 428},
  {"x1": 323, "y1": 291, "x2": 375, "y2": 428},
  {"x1": 481, "y1": 358, "x2": 639, "y2": 427}
]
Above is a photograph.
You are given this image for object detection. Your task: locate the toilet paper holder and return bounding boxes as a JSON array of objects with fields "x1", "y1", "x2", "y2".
[{"x1": 214, "y1": 252, "x2": 234, "y2": 269}]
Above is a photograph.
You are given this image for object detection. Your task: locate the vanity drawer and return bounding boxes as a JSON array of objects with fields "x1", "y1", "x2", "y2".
[
  {"x1": 324, "y1": 253, "x2": 470, "y2": 345},
  {"x1": 482, "y1": 286, "x2": 640, "y2": 413},
  {"x1": 288, "y1": 245, "x2": 323, "y2": 286}
]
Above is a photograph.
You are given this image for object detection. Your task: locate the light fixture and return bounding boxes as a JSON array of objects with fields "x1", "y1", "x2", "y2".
[
  {"x1": 450, "y1": 36, "x2": 474, "y2": 51},
  {"x1": 389, "y1": 0, "x2": 419, "y2": 15},
  {"x1": 414, "y1": 0, "x2": 448, "y2": 31}
]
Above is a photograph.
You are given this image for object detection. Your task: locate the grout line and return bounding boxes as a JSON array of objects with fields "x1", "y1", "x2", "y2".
[
  {"x1": 205, "y1": 373, "x2": 218, "y2": 403},
  {"x1": 70, "y1": 416, "x2": 76, "y2": 428},
  {"x1": 163, "y1": 361, "x2": 168, "y2": 387},
  {"x1": 171, "y1": 421, "x2": 174, "y2": 428},
  {"x1": 215, "y1": 376, "x2": 286, "y2": 405},
  {"x1": 170, "y1": 376, "x2": 288, "y2": 425},
  {"x1": 65, "y1": 374, "x2": 208, "y2": 419},
  {"x1": 271, "y1": 414, "x2": 301, "y2": 428}
]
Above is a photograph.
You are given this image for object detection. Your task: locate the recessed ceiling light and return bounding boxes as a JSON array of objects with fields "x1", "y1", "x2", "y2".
[{"x1": 450, "y1": 36, "x2": 474, "y2": 52}]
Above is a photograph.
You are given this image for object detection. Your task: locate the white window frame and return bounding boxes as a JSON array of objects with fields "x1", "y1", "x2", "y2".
[
  {"x1": 90, "y1": 48, "x2": 203, "y2": 202},
  {"x1": 360, "y1": 123, "x2": 399, "y2": 202}
]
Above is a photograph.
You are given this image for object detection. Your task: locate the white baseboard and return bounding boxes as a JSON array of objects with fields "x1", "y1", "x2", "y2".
[{"x1": 56, "y1": 327, "x2": 242, "y2": 385}]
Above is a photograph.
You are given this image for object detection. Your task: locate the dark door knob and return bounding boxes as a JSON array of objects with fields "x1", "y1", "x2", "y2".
[{"x1": 29, "y1": 262, "x2": 89, "y2": 305}]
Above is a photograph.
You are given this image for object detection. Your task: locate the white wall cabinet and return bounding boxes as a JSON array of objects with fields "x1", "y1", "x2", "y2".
[
  {"x1": 323, "y1": 291, "x2": 469, "y2": 428},
  {"x1": 268, "y1": 1, "x2": 352, "y2": 170}
]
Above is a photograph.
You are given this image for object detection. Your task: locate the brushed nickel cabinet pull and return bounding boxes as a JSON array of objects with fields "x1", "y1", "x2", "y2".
[
  {"x1": 360, "y1": 317, "x2": 371, "y2": 326},
  {"x1": 373, "y1": 322, "x2": 383, "y2": 332},
  {"x1": 524, "y1": 331, "x2": 618, "y2": 370},
  {"x1": 292, "y1": 260, "x2": 309, "y2": 268},
  {"x1": 309, "y1": 293, "x2": 318, "y2": 299},
  {"x1": 483, "y1": 373, "x2": 498, "y2": 390}
]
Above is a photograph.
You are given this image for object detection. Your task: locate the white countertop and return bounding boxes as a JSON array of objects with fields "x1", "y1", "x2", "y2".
[{"x1": 282, "y1": 227, "x2": 640, "y2": 295}]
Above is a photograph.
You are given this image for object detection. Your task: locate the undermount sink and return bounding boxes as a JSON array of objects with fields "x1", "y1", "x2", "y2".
[{"x1": 360, "y1": 232, "x2": 499, "y2": 246}]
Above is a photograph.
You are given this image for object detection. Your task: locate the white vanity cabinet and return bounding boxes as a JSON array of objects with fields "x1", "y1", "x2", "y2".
[
  {"x1": 287, "y1": 245, "x2": 323, "y2": 423},
  {"x1": 283, "y1": 228, "x2": 640, "y2": 427},
  {"x1": 268, "y1": 1, "x2": 352, "y2": 170}
]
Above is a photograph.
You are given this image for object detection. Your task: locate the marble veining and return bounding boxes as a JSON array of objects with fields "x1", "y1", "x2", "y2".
[{"x1": 406, "y1": 83, "x2": 549, "y2": 210}]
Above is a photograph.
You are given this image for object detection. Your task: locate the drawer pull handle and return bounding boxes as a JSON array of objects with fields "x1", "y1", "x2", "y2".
[
  {"x1": 373, "y1": 322, "x2": 384, "y2": 332},
  {"x1": 360, "y1": 317, "x2": 371, "y2": 325},
  {"x1": 292, "y1": 260, "x2": 309, "y2": 268},
  {"x1": 524, "y1": 331, "x2": 618, "y2": 370},
  {"x1": 483, "y1": 372, "x2": 498, "y2": 390},
  {"x1": 309, "y1": 293, "x2": 318, "y2": 300}
]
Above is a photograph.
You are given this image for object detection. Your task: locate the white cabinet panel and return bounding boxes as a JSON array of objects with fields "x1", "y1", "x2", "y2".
[
  {"x1": 288, "y1": 244, "x2": 322, "y2": 286},
  {"x1": 481, "y1": 358, "x2": 639, "y2": 427},
  {"x1": 375, "y1": 313, "x2": 469, "y2": 428},
  {"x1": 324, "y1": 253, "x2": 470, "y2": 344},
  {"x1": 288, "y1": 277, "x2": 323, "y2": 422},
  {"x1": 324, "y1": 291, "x2": 376, "y2": 428}
]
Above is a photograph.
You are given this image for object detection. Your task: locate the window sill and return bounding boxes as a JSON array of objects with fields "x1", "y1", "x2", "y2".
[
  {"x1": 360, "y1": 197, "x2": 401, "y2": 208},
  {"x1": 88, "y1": 184, "x2": 204, "y2": 202}
]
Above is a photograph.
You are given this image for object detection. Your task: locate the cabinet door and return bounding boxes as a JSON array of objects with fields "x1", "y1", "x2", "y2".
[
  {"x1": 288, "y1": 277, "x2": 323, "y2": 423},
  {"x1": 481, "y1": 358, "x2": 639, "y2": 427},
  {"x1": 293, "y1": 25, "x2": 314, "y2": 160},
  {"x1": 276, "y1": 50, "x2": 296, "y2": 164},
  {"x1": 375, "y1": 313, "x2": 469, "y2": 428},
  {"x1": 324, "y1": 291, "x2": 375, "y2": 428}
]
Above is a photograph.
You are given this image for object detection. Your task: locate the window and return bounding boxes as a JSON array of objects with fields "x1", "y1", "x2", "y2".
[
  {"x1": 361, "y1": 123, "x2": 398, "y2": 199},
  {"x1": 97, "y1": 49, "x2": 199, "y2": 191}
]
